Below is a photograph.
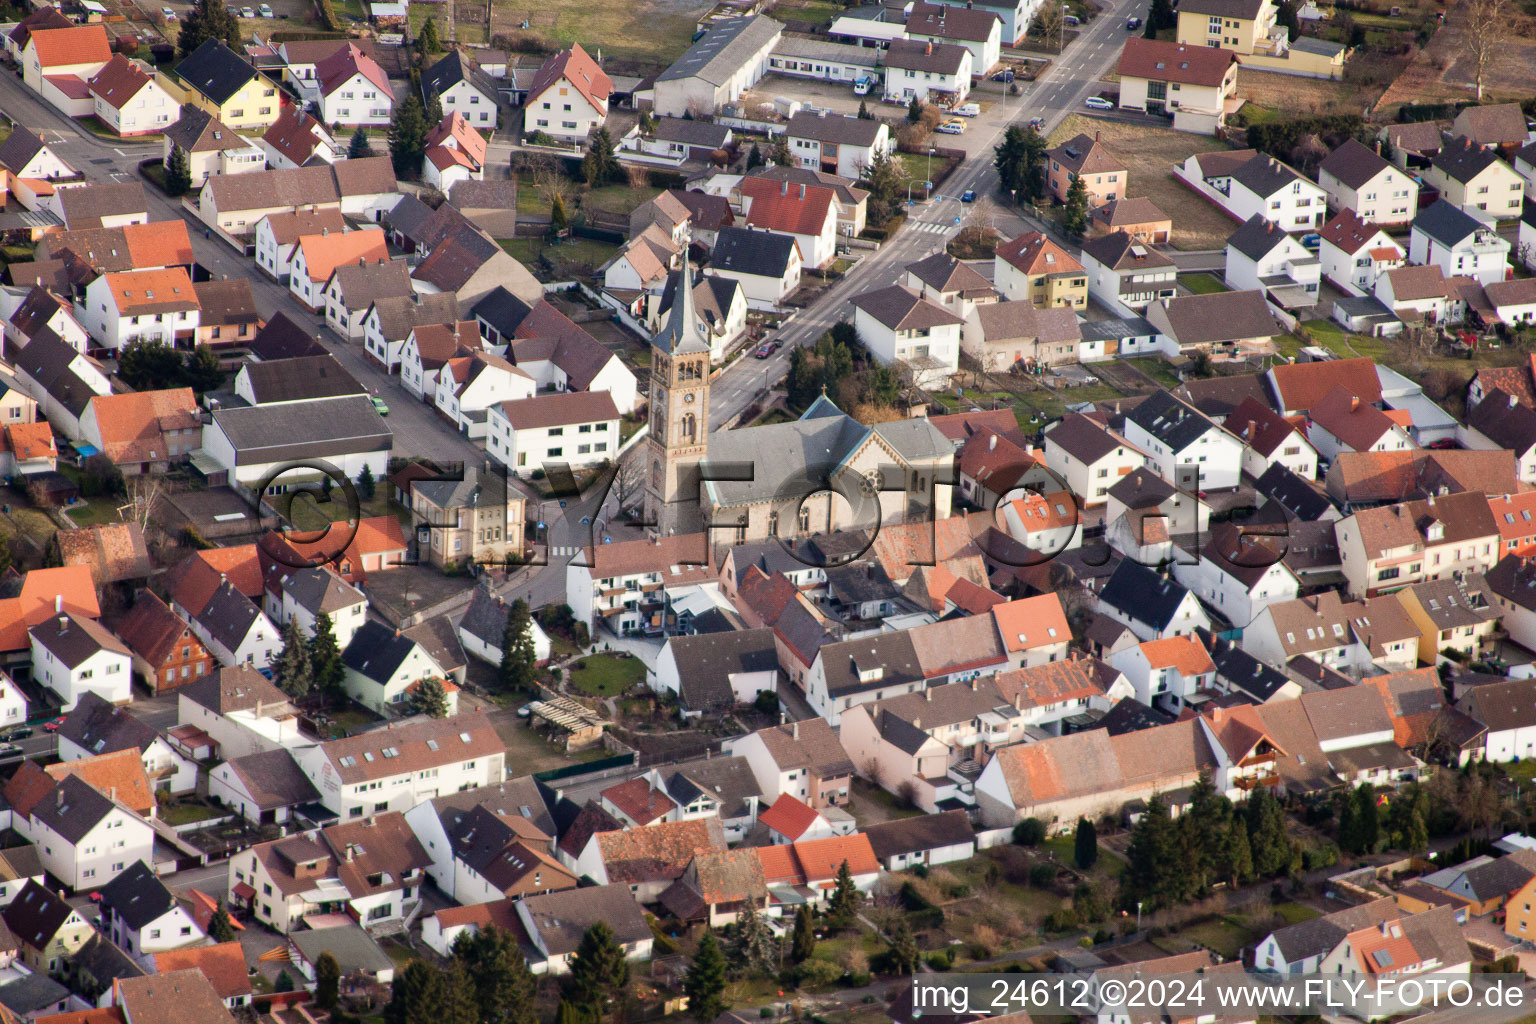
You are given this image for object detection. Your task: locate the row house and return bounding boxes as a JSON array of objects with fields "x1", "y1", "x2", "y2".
[{"x1": 1336, "y1": 490, "x2": 1500, "y2": 598}]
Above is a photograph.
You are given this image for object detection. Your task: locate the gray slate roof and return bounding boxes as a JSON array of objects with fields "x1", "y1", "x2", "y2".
[
  {"x1": 211, "y1": 395, "x2": 391, "y2": 463},
  {"x1": 240, "y1": 354, "x2": 364, "y2": 404},
  {"x1": 1413, "y1": 198, "x2": 1485, "y2": 247},
  {"x1": 665, "y1": 628, "x2": 778, "y2": 710},
  {"x1": 657, "y1": 15, "x2": 783, "y2": 86},
  {"x1": 711, "y1": 226, "x2": 798, "y2": 278}
]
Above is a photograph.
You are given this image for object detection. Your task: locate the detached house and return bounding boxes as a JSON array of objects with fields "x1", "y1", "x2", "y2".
[
  {"x1": 1097, "y1": 558, "x2": 1212, "y2": 641},
  {"x1": 1145, "y1": 288, "x2": 1279, "y2": 360},
  {"x1": 175, "y1": 38, "x2": 280, "y2": 130},
  {"x1": 1079, "y1": 230, "x2": 1176, "y2": 314},
  {"x1": 1116, "y1": 38, "x2": 1239, "y2": 134},
  {"x1": 1179, "y1": 149, "x2": 1325, "y2": 230},
  {"x1": 785, "y1": 111, "x2": 891, "y2": 180},
  {"x1": 98, "y1": 861, "x2": 201, "y2": 960},
  {"x1": 994, "y1": 231, "x2": 1086, "y2": 309},
  {"x1": 29, "y1": 613, "x2": 131, "y2": 709},
  {"x1": 1409, "y1": 199, "x2": 1511, "y2": 286},
  {"x1": 80, "y1": 267, "x2": 199, "y2": 352},
  {"x1": 1307, "y1": 385, "x2": 1413, "y2": 460},
  {"x1": 1319, "y1": 208, "x2": 1406, "y2": 297},
  {"x1": 708, "y1": 226, "x2": 802, "y2": 307},
  {"x1": 87, "y1": 55, "x2": 176, "y2": 137},
  {"x1": 1043, "y1": 413, "x2": 1146, "y2": 507},
  {"x1": 1224, "y1": 215, "x2": 1320, "y2": 307},
  {"x1": 1120, "y1": 388, "x2": 1243, "y2": 491},
  {"x1": 882, "y1": 39, "x2": 972, "y2": 106},
  {"x1": 525, "y1": 43, "x2": 611, "y2": 143},
  {"x1": 739, "y1": 177, "x2": 838, "y2": 270},
  {"x1": 13, "y1": 775, "x2": 152, "y2": 890},
  {"x1": 423, "y1": 112, "x2": 486, "y2": 193},
  {"x1": 260, "y1": 105, "x2": 339, "y2": 169},
  {"x1": 722, "y1": 719, "x2": 853, "y2": 809},
  {"x1": 1045, "y1": 131, "x2": 1127, "y2": 207},
  {"x1": 162, "y1": 105, "x2": 264, "y2": 187},
  {"x1": 21, "y1": 24, "x2": 110, "y2": 118},
  {"x1": 340, "y1": 620, "x2": 448, "y2": 715},
  {"x1": 850, "y1": 284, "x2": 962, "y2": 389},
  {"x1": 906, "y1": 0, "x2": 1002, "y2": 74},
  {"x1": 79, "y1": 388, "x2": 200, "y2": 475},
  {"x1": 313, "y1": 43, "x2": 393, "y2": 126},
  {"x1": 1423, "y1": 136, "x2": 1524, "y2": 221},
  {"x1": 421, "y1": 50, "x2": 499, "y2": 130},
  {"x1": 1317, "y1": 138, "x2": 1419, "y2": 226}
]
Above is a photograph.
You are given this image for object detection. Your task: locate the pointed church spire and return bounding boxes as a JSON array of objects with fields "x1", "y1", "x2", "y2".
[{"x1": 652, "y1": 228, "x2": 712, "y2": 356}]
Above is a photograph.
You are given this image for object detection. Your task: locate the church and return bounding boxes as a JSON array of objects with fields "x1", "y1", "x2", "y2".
[{"x1": 642, "y1": 257, "x2": 956, "y2": 550}]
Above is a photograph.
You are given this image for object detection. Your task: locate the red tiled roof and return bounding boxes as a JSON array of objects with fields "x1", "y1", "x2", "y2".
[
  {"x1": 28, "y1": 24, "x2": 110, "y2": 67},
  {"x1": 792, "y1": 833, "x2": 879, "y2": 882},
  {"x1": 527, "y1": 42, "x2": 612, "y2": 114},
  {"x1": 740, "y1": 177, "x2": 836, "y2": 236},
  {"x1": 600, "y1": 777, "x2": 676, "y2": 825},
  {"x1": 0, "y1": 566, "x2": 100, "y2": 652},
  {"x1": 1139, "y1": 635, "x2": 1214, "y2": 676},
  {"x1": 1117, "y1": 37, "x2": 1236, "y2": 87},
  {"x1": 758, "y1": 793, "x2": 820, "y2": 840},
  {"x1": 991, "y1": 593, "x2": 1069, "y2": 652}
]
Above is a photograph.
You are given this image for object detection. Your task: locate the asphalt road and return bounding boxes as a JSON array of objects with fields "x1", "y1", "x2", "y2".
[{"x1": 705, "y1": 0, "x2": 1147, "y2": 430}]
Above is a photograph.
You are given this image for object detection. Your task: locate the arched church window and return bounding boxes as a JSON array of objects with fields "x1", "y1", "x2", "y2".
[
  {"x1": 681, "y1": 413, "x2": 696, "y2": 441},
  {"x1": 767, "y1": 511, "x2": 778, "y2": 537},
  {"x1": 735, "y1": 512, "x2": 748, "y2": 543}
]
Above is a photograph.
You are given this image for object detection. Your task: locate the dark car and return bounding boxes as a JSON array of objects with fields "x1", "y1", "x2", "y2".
[
  {"x1": 3, "y1": 727, "x2": 32, "y2": 741},
  {"x1": 1427, "y1": 438, "x2": 1461, "y2": 450},
  {"x1": 961, "y1": 189, "x2": 977, "y2": 202},
  {"x1": 1126, "y1": 15, "x2": 1141, "y2": 28}
]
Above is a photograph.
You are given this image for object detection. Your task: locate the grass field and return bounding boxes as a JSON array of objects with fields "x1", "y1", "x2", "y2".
[
  {"x1": 1046, "y1": 115, "x2": 1234, "y2": 250},
  {"x1": 500, "y1": 237, "x2": 620, "y2": 282},
  {"x1": 1235, "y1": 66, "x2": 1385, "y2": 118},
  {"x1": 488, "y1": 0, "x2": 712, "y2": 67},
  {"x1": 1183, "y1": 273, "x2": 1229, "y2": 295},
  {"x1": 569, "y1": 653, "x2": 645, "y2": 696}
]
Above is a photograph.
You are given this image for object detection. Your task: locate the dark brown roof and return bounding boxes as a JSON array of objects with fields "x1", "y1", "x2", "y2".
[
  {"x1": 494, "y1": 390, "x2": 619, "y2": 430},
  {"x1": 1117, "y1": 37, "x2": 1236, "y2": 86},
  {"x1": 191, "y1": 278, "x2": 259, "y2": 327},
  {"x1": 849, "y1": 284, "x2": 964, "y2": 331},
  {"x1": 1319, "y1": 138, "x2": 1394, "y2": 190}
]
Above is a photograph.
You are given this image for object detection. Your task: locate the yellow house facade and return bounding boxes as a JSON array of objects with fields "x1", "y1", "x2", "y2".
[
  {"x1": 189, "y1": 74, "x2": 280, "y2": 130},
  {"x1": 177, "y1": 39, "x2": 282, "y2": 130},
  {"x1": 1176, "y1": 0, "x2": 1277, "y2": 55}
]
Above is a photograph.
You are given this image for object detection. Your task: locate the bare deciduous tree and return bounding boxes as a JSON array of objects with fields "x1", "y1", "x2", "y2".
[
  {"x1": 1031, "y1": 1, "x2": 1064, "y2": 50},
  {"x1": 525, "y1": 152, "x2": 567, "y2": 205},
  {"x1": 963, "y1": 194, "x2": 1000, "y2": 247},
  {"x1": 123, "y1": 474, "x2": 164, "y2": 534},
  {"x1": 1460, "y1": 0, "x2": 1519, "y2": 101}
]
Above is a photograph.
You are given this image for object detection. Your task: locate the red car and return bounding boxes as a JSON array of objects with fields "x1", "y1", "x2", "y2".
[
  {"x1": 42, "y1": 716, "x2": 65, "y2": 732},
  {"x1": 88, "y1": 891, "x2": 104, "y2": 903},
  {"x1": 1427, "y1": 438, "x2": 1461, "y2": 450}
]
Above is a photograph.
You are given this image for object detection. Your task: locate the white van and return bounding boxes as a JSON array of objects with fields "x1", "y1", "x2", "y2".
[{"x1": 954, "y1": 102, "x2": 981, "y2": 117}]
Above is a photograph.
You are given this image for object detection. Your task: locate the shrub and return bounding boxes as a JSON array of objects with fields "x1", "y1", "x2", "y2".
[
  {"x1": 1013, "y1": 818, "x2": 1047, "y2": 846},
  {"x1": 1043, "y1": 908, "x2": 1079, "y2": 932},
  {"x1": 795, "y1": 959, "x2": 844, "y2": 987},
  {"x1": 1029, "y1": 863, "x2": 1057, "y2": 888},
  {"x1": 924, "y1": 950, "x2": 953, "y2": 971}
]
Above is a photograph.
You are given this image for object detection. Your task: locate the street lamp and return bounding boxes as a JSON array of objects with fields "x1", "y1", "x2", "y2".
[{"x1": 926, "y1": 146, "x2": 936, "y2": 197}]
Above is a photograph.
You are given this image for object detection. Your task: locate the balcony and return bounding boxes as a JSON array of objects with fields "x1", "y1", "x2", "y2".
[{"x1": 1232, "y1": 771, "x2": 1278, "y2": 791}]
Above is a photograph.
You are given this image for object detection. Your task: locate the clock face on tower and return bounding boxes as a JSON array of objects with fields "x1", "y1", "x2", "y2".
[{"x1": 684, "y1": 393, "x2": 695, "y2": 404}]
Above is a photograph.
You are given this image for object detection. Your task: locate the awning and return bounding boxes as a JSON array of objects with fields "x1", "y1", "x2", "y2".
[
  {"x1": 188, "y1": 449, "x2": 224, "y2": 478},
  {"x1": 72, "y1": 444, "x2": 99, "y2": 458},
  {"x1": 232, "y1": 882, "x2": 256, "y2": 900}
]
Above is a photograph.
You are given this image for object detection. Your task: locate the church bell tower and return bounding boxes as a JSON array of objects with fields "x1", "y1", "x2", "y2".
[{"x1": 643, "y1": 247, "x2": 711, "y2": 537}]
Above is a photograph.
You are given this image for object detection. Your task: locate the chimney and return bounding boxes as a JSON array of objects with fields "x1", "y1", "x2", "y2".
[
  {"x1": 989, "y1": 434, "x2": 997, "y2": 451},
  {"x1": 1374, "y1": 139, "x2": 1382, "y2": 155},
  {"x1": 791, "y1": 721, "x2": 800, "y2": 740},
  {"x1": 58, "y1": 616, "x2": 66, "y2": 632},
  {"x1": 56, "y1": 789, "x2": 63, "y2": 809},
  {"x1": 799, "y1": 184, "x2": 806, "y2": 199},
  {"x1": 1512, "y1": 393, "x2": 1520, "y2": 409},
  {"x1": 54, "y1": 595, "x2": 62, "y2": 614},
  {"x1": 346, "y1": 844, "x2": 355, "y2": 861},
  {"x1": 925, "y1": 688, "x2": 933, "y2": 701},
  {"x1": 322, "y1": 226, "x2": 329, "y2": 236},
  {"x1": 255, "y1": 699, "x2": 263, "y2": 717},
  {"x1": 1095, "y1": 130, "x2": 1101, "y2": 143},
  {"x1": 1349, "y1": 395, "x2": 1359, "y2": 412},
  {"x1": 780, "y1": 180, "x2": 789, "y2": 196},
  {"x1": 925, "y1": 42, "x2": 933, "y2": 54},
  {"x1": 109, "y1": 786, "x2": 116, "y2": 802}
]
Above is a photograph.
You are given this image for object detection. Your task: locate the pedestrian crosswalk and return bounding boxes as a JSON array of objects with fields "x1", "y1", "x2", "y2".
[
  {"x1": 550, "y1": 545, "x2": 580, "y2": 557},
  {"x1": 908, "y1": 221, "x2": 953, "y2": 235}
]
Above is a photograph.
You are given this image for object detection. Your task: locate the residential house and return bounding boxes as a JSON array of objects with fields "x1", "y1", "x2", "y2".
[
  {"x1": 1178, "y1": 149, "x2": 1325, "y2": 231},
  {"x1": 707, "y1": 226, "x2": 802, "y2": 307},
  {"x1": 362, "y1": 291, "x2": 458, "y2": 372},
  {"x1": 445, "y1": 805, "x2": 576, "y2": 906},
  {"x1": 339, "y1": 620, "x2": 447, "y2": 715},
  {"x1": 1423, "y1": 136, "x2": 1524, "y2": 221},
  {"x1": 994, "y1": 231, "x2": 1087, "y2": 309},
  {"x1": 722, "y1": 719, "x2": 853, "y2": 809},
  {"x1": 259, "y1": 105, "x2": 339, "y2": 169},
  {"x1": 1096, "y1": 559, "x2": 1213, "y2": 641},
  {"x1": 208, "y1": 748, "x2": 319, "y2": 825},
  {"x1": 1045, "y1": 130, "x2": 1127, "y2": 207},
  {"x1": 1317, "y1": 138, "x2": 1419, "y2": 225},
  {"x1": 1335, "y1": 491, "x2": 1500, "y2": 598},
  {"x1": 1174, "y1": 0, "x2": 1277, "y2": 52},
  {"x1": 266, "y1": 566, "x2": 367, "y2": 649},
  {"x1": 1042, "y1": 413, "x2": 1145, "y2": 507},
  {"x1": 10, "y1": 775, "x2": 152, "y2": 890},
  {"x1": 3, "y1": 881, "x2": 94, "y2": 972},
  {"x1": 850, "y1": 284, "x2": 962, "y2": 389},
  {"x1": 56, "y1": 181, "x2": 149, "y2": 231},
  {"x1": 1244, "y1": 590, "x2": 1423, "y2": 676},
  {"x1": 1120, "y1": 388, "x2": 1243, "y2": 491},
  {"x1": 229, "y1": 813, "x2": 430, "y2": 933},
  {"x1": 1253, "y1": 897, "x2": 1402, "y2": 974},
  {"x1": 1091, "y1": 196, "x2": 1173, "y2": 244},
  {"x1": 785, "y1": 111, "x2": 891, "y2": 180},
  {"x1": 175, "y1": 39, "x2": 280, "y2": 130},
  {"x1": 421, "y1": 50, "x2": 500, "y2": 130},
  {"x1": 288, "y1": 711, "x2": 504, "y2": 821},
  {"x1": 486, "y1": 391, "x2": 621, "y2": 479},
  {"x1": 86, "y1": 55, "x2": 176, "y2": 137},
  {"x1": 313, "y1": 43, "x2": 392, "y2": 126},
  {"x1": 1409, "y1": 199, "x2": 1511, "y2": 286},
  {"x1": 1079, "y1": 231, "x2": 1177, "y2": 315},
  {"x1": 56, "y1": 692, "x2": 196, "y2": 794},
  {"x1": 253, "y1": 208, "x2": 349, "y2": 284},
  {"x1": 115, "y1": 591, "x2": 213, "y2": 695},
  {"x1": 904, "y1": 251, "x2": 998, "y2": 321},
  {"x1": 78, "y1": 268, "x2": 199, "y2": 353},
  {"x1": 152, "y1": 942, "x2": 253, "y2": 1009},
  {"x1": 28, "y1": 614, "x2": 131, "y2": 709},
  {"x1": 78, "y1": 388, "x2": 200, "y2": 474},
  {"x1": 1145, "y1": 288, "x2": 1279, "y2": 360},
  {"x1": 193, "y1": 278, "x2": 262, "y2": 357},
  {"x1": 1116, "y1": 38, "x2": 1239, "y2": 134},
  {"x1": 1307, "y1": 385, "x2": 1414, "y2": 460},
  {"x1": 167, "y1": 557, "x2": 280, "y2": 670},
  {"x1": 882, "y1": 39, "x2": 972, "y2": 105},
  {"x1": 161, "y1": 105, "x2": 264, "y2": 187},
  {"x1": 1108, "y1": 634, "x2": 1216, "y2": 713},
  {"x1": 650, "y1": 629, "x2": 778, "y2": 713},
  {"x1": 516, "y1": 885, "x2": 652, "y2": 974},
  {"x1": 906, "y1": 0, "x2": 1002, "y2": 73},
  {"x1": 1457, "y1": 675, "x2": 1536, "y2": 762},
  {"x1": 98, "y1": 861, "x2": 201, "y2": 960},
  {"x1": 423, "y1": 112, "x2": 486, "y2": 193},
  {"x1": 1223, "y1": 214, "x2": 1320, "y2": 309},
  {"x1": 1173, "y1": 521, "x2": 1301, "y2": 630},
  {"x1": 738, "y1": 176, "x2": 838, "y2": 270},
  {"x1": 1394, "y1": 575, "x2": 1498, "y2": 663},
  {"x1": 1374, "y1": 264, "x2": 1465, "y2": 325},
  {"x1": 21, "y1": 25, "x2": 111, "y2": 118},
  {"x1": 287, "y1": 228, "x2": 389, "y2": 312},
  {"x1": 1319, "y1": 208, "x2": 1406, "y2": 297}
]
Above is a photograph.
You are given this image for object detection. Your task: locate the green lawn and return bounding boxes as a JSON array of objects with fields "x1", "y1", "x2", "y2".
[
  {"x1": 569, "y1": 653, "x2": 645, "y2": 696},
  {"x1": 583, "y1": 183, "x2": 665, "y2": 216},
  {"x1": 1125, "y1": 357, "x2": 1182, "y2": 388},
  {"x1": 500, "y1": 237, "x2": 619, "y2": 282},
  {"x1": 160, "y1": 802, "x2": 223, "y2": 826},
  {"x1": 1177, "y1": 915, "x2": 1259, "y2": 959},
  {"x1": 1182, "y1": 273, "x2": 1229, "y2": 295},
  {"x1": 1507, "y1": 760, "x2": 1536, "y2": 784},
  {"x1": 1272, "y1": 902, "x2": 1321, "y2": 926}
]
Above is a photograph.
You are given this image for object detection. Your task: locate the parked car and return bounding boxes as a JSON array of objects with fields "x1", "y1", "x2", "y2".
[
  {"x1": 755, "y1": 340, "x2": 781, "y2": 359},
  {"x1": 1126, "y1": 15, "x2": 1141, "y2": 28},
  {"x1": 936, "y1": 119, "x2": 966, "y2": 134},
  {"x1": 1427, "y1": 437, "x2": 1461, "y2": 449},
  {"x1": 161, "y1": 6, "x2": 177, "y2": 18},
  {"x1": 258, "y1": 3, "x2": 274, "y2": 14},
  {"x1": 1298, "y1": 232, "x2": 1322, "y2": 250},
  {"x1": 853, "y1": 77, "x2": 872, "y2": 95},
  {"x1": 371, "y1": 396, "x2": 389, "y2": 416},
  {"x1": 954, "y1": 102, "x2": 981, "y2": 117},
  {"x1": 4, "y1": 727, "x2": 32, "y2": 741},
  {"x1": 991, "y1": 69, "x2": 1015, "y2": 82},
  {"x1": 42, "y1": 716, "x2": 65, "y2": 733},
  {"x1": 1028, "y1": 117, "x2": 1045, "y2": 131},
  {"x1": 1085, "y1": 96, "x2": 1114, "y2": 110},
  {"x1": 961, "y1": 189, "x2": 977, "y2": 202},
  {"x1": 240, "y1": 6, "x2": 254, "y2": 16}
]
